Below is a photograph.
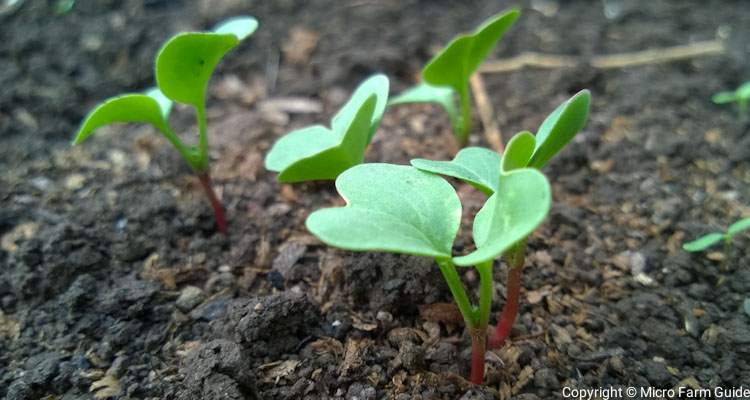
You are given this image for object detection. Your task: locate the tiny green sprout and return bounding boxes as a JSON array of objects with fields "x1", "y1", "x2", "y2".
[
  {"x1": 712, "y1": 82, "x2": 750, "y2": 119},
  {"x1": 264, "y1": 75, "x2": 389, "y2": 183},
  {"x1": 412, "y1": 89, "x2": 591, "y2": 349},
  {"x1": 683, "y1": 217, "x2": 750, "y2": 253},
  {"x1": 73, "y1": 16, "x2": 258, "y2": 233},
  {"x1": 306, "y1": 163, "x2": 550, "y2": 384},
  {"x1": 389, "y1": 9, "x2": 520, "y2": 146}
]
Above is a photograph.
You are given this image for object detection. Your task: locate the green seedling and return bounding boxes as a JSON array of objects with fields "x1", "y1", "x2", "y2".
[
  {"x1": 712, "y1": 82, "x2": 750, "y2": 119},
  {"x1": 306, "y1": 163, "x2": 551, "y2": 384},
  {"x1": 389, "y1": 9, "x2": 519, "y2": 146},
  {"x1": 73, "y1": 16, "x2": 258, "y2": 233},
  {"x1": 264, "y1": 75, "x2": 389, "y2": 182},
  {"x1": 683, "y1": 217, "x2": 750, "y2": 255},
  {"x1": 412, "y1": 89, "x2": 591, "y2": 349}
]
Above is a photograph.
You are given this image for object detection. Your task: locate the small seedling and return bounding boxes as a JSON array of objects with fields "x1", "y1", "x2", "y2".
[
  {"x1": 683, "y1": 217, "x2": 750, "y2": 255},
  {"x1": 264, "y1": 75, "x2": 389, "y2": 182},
  {"x1": 712, "y1": 82, "x2": 750, "y2": 119},
  {"x1": 306, "y1": 163, "x2": 550, "y2": 384},
  {"x1": 389, "y1": 9, "x2": 519, "y2": 146},
  {"x1": 73, "y1": 17, "x2": 258, "y2": 233},
  {"x1": 412, "y1": 89, "x2": 591, "y2": 348}
]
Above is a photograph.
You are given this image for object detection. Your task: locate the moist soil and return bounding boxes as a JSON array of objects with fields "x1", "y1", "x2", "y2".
[{"x1": 2, "y1": 1, "x2": 750, "y2": 399}]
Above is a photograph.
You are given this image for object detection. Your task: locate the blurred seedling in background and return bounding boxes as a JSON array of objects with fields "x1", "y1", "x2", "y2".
[
  {"x1": 712, "y1": 82, "x2": 750, "y2": 120},
  {"x1": 73, "y1": 16, "x2": 258, "y2": 233},
  {"x1": 412, "y1": 89, "x2": 591, "y2": 349},
  {"x1": 305, "y1": 163, "x2": 550, "y2": 384},
  {"x1": 390, "y1": 9, "x2": 519, "y2": 146},
  {"x1": 264, "y1": 75, "x2": 389, "y2": 182},
  {"x1": 683, "y1": 217, "x2": 750, "y2": 262}
]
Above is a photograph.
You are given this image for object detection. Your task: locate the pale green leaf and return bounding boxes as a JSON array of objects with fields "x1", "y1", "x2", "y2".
[
  {"x1": 155, "y1": 32, "x2": 239, "y2": 107},
  {"x1": 331, "y1": 74, "x2": 390, "y2": 142},
  {"x1": 73, "y1": 94, "x2": 169, "y2": 145},
  {"x1": 389, "y1": 83, "x2": 460, "y2": 133},
  {"x1": 423, "y1": 9, "x2": 520, "y2": 92},
  {"x1": 273, "y1": 96, "x2": 376, "y2": 182},
  {"x1": 501, "y1": 131, "x2": 535, "y2": 172},
  {"x1": 682, "y1": 232, "x2": 725, "y2": 252},
  {"x1": 411, "y1": 147, "x2": 501, "y2": 195},
  {"x1": 213, "y1": 16, "x2": 258, "y2": 40},
  {"x1": 712, "y1": 91, "x2": 737, "y2": 104},
  {"x1": 528, "y1": 90, "x2": 591, "y2": 169},
  {"x1": 306, "y1": 164, "x2": 461, "y2": 258},
  {"x1": 454, "y1": 168, "x2": 551, "y2": 266},
  {"x1": 264, "y1": 126, "x2": 337, "y2": 172},
  {"x1": 727, "y1": 217, "x2": 750, "y2": 237}
]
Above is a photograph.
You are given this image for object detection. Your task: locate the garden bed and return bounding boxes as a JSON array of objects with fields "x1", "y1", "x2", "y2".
[{"x1": 1, "y1": 1, "x2": 749, "y2": 399}]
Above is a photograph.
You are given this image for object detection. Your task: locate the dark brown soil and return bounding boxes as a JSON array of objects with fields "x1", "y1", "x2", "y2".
[{"x1": 2, "y1": 1, "x2": 750, "y2": 399}]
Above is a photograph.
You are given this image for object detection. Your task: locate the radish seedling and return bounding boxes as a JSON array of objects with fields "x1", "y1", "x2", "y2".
[
  {"x1": 683, "y1": 217, "x2": 750, "y2": 255},
  {"x1": 712, "y1": 82, "x2": 750, "y2": 119},
  {"x1": 73, "y1": 16, "x2": 258, "y2": 233},
  {"x1": 305, "y1": 163, "x2": 551, "y2": 384},
  {"x1": 389, "y1": 9, "x2": 519, "y2": 146},
  {"x1": 412, "y1": 89, "x2": 591, "y2": 348},
  {"x1": 264, "y1": 75, "x2": 389, "y2": 182}
]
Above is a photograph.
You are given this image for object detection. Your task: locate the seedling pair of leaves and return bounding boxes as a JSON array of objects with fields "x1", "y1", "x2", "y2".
[
  {"x1": 264, "y1": 75, "x2": 389, "y2": 182},
  {"x1": 683, "y1": 218, "x2": 750, "y2": 253},
  {"x1": 712, "y1": 82, "x2": 750, "y2": 120},
  {"x1": 72, "y1": 17, "x2": 259, "y2": 233},
  {"x1": 390, "y1": 8, "x2": 519, "y2": 146},
  {"x1": 306, "y1": 90, "x2": 590, "y2": 384}
]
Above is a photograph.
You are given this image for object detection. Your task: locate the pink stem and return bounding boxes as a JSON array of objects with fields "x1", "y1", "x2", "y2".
[{"x1": 197, "y1": 172, "x2": 227, "y2": 234}]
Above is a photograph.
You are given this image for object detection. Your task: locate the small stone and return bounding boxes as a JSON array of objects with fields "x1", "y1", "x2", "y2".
[
  {"x1": 376, "y1": 311, "x2": 393, "y2": 324},
  {"x1": 398, "y1": 341, "x2": 424, "y2": 372},
  {"x1": 534, "y1": 368, "x2": 559, "y2": 389},
  {"x1": 641, "y1": 360, "x2": 673, "y2": 386},
  {"x1": 346, "y1": 382, "x2": 376, "y2": 400},
  {"x1": 176, "y1": 286, "x2": 204, "y2": 312},
  {"x1": 189, "y1": 298, "x2": 228, "y2": 321},
  {"x1": 65, "y1": 173, "x2": 86, "y2": 191}
]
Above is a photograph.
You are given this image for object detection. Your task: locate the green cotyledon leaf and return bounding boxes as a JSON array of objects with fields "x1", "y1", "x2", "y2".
[
  {"x1": 265, "y1": 75, "x2": 389, "y2": 183},
  {"x1": 453, "y1": 168, "x2": 551, "y2": 266},
  {"x1": 331, "y1": 74, "x2": 389, "y2": 142},
  {"x1": 306, "y1": 163, "x2": 461, "y2": 258},
  {"x1": 422, "y1": 9, "x2": 519, "y2": 93},
  {"x1": 501, "y1": 131, "x2": 535, "y2": 173},
  {"x1": 727, "y1": 217, "x2": 750, "y2": 237},
  {"x1": 213, "y1": 16, "x2": 258, "y2": 40},
  {"x1": 389, "y1": 83, "x2": 460, "y2": 134},
  {"x1": 411, "y1": 147, "x2": 501, "y2": 196},
  {"x1": 73, "y1": 94, "x2": 170, "y2": 145},
  {"x1": 266, "y1": 95, "x2": 376, "y2": 182},
  {"x1": 527, "y1": 90, "x2": 591, "y2": 169},
  {"x1": 682, "y1": 232, "x2": 725, "y2": 252}
]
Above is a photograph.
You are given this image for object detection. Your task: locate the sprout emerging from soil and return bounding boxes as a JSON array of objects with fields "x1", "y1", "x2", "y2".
[
  {"x1": 264, "y1": 75, "x2": 389, "y2": 182},
  {"x1": 683, "y1": 217, "x2": 750, "y2": 255},
  {"x1": 389, "y1": 9, "x2": 519, "y2": 146},
  {"x1": 413, "y1": 90, "x2": 591, "y2": 350},
  {"x1": 73, "y1": 16, "x2": 258, "y2": 233},
  {"x1": 305, "y1": 163, "x2": 550, "y2": 384},
  {"x1": 712, "y1": 81, "x2": 750, "y2": 119}
]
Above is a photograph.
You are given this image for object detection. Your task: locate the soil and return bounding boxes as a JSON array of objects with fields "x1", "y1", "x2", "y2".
[{"x1": 2, "y1": 0, "x2": 750, "y2": 399}]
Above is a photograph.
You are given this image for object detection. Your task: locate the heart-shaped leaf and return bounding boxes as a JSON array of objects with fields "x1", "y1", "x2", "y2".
[
  {"x1": 265, "y1": 75, "x2": 390, "y2": 183},
  {"x1": 453, "y1": 168, "x2": 551, "y2": 266},
  {"x1": 683, "y1": 232, "x2": 725, "y2": 252},
  {"x1": 266, "y1": 96, "x2": 376, "y2": 182},
  {"x1": 501, "y1": 131, "x2": 535, "y2": 173},
  {"x1": 306, "y1": 163, "x2": 461, "y2": 258},
  {"x1": 213, "y1": 16, "x2": 258, "y2": 40},
  {"x1": 73, "y1": 94, "x2": 170, "y2": 145},
  {"x1": 728, "y1": 218, "x2": 750, "y2": 237},
  {"x1": 411, "y1": 147, "x2": 501, "y2": 195},
  {"x1": 527, "y1": 90, "x2": 591, "y2": 169},
  {"x1": 389, "y1": 83, "x2": 460, "y2": 134},
  {"x1": 155, "y1": 32, "x2": 239, "y2": 108},
  {"x1": 331, "y1": 74, "x2": 389, "y2": 141},
  {"x1": 422, "y1": 9, "x2": 519, "y2": 93}
]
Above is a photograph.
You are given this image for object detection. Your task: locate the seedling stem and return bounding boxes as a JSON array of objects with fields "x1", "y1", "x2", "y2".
[{"x1": 197, "y1": 172, "x2": 227, "y2": 233}]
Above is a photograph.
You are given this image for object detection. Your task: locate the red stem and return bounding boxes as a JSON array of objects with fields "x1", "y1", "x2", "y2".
[
  {"x1": 489, "y1": 265, "x2": 522, "y2": 348},
  {"x1": 469, "y1": 328, "x2": 486, "y2": 385},
  {"x1": 197, "y1": 172, "x2": 227, "y2": 233}
]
